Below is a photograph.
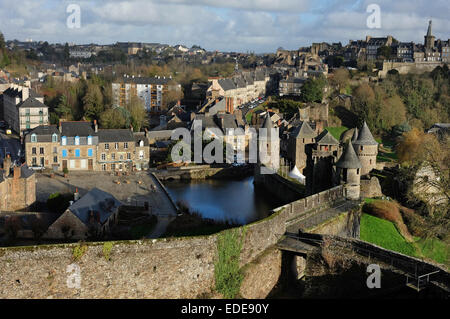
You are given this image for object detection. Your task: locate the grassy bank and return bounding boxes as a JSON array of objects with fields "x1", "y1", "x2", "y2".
[{"x1": 325, "y1": 126, "x2": 348, "y2": 140}]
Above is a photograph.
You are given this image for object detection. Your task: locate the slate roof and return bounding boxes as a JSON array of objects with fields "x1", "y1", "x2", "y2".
[
  {"x1": 97, "y1": 129, "x2": 134, "y2": 143},
  {"x1": 218, "y1": 78, "x2": 236, "y2": 91},
  {"x1": 233, "y1": 76, "x2": 246, "y2": 88},
  {"x1": 25, "y1": 125, "x2": 59, "y2": 143},
  {"x1": 315, "y1": 129, "x2": 339, "y2": 145},
  {"x1": 336, "y1": 142, "x2": 362, "y2": 169},
  {"x1": 216, "y1": 113, "x2": 238, "y2": 131},
  {"x1": 3, "y1": 87, "x2": 42, "y2": 99},
  {"x1": 17, "y1": 97, "x2": 47, "y2": 109},
  {"x1": 68, "y1": 188, "x2": 121, "y2": 226},
  {"x1": 353, "y1": 122, "x2": 378, "y2": 145},
  {"x1": 291, "y1": 121, "x2": 316, "y2": 139},
  {"x1": 61, "y1": 121, "x2": 95, "y2": 137}
]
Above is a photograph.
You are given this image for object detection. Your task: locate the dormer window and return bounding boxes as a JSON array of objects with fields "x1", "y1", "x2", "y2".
[
  {"x1": 31, "y1": 133, "x2": 37, "y2": 143},
  {"x1": 87, "y1": 135, "x2": 92, "y2": 145},
  {"x1": 139, "y1": 140, "x2": 144, "y2": 147},
  {"x1": 75, "y1": 136, "x2": 80, "y2": 146},
  {"x1": 52, "y1": 133, "x2": 58, "y2": 143},
  {"x1": 62, "y1": 136, "x2": 67, "y2": 146}
]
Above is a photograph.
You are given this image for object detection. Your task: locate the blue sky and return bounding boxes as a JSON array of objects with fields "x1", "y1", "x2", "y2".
[{"x1": 0, "y1": 0, "x2": 448, "y2": 53}]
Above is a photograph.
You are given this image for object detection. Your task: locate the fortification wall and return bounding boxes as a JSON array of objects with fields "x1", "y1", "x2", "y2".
[{"x1": 0, "y1": 181, "x2": 353, "y2": 299}]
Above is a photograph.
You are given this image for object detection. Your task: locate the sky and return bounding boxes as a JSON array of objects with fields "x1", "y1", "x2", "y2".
[{"x1": 0, "y1": 0, "x2": 448, "y2": 53}]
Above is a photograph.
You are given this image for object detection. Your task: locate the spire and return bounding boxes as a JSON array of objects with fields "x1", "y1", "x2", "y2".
[
  {"x1": 336, "y1": 141, "x2": 362, "y2": 169},
  {"x1": 353, "y1": 121, "x2": 378, "y2": 146},
  {"x1": 427, "y1": 20, "x2": 432, "y2": 37}
]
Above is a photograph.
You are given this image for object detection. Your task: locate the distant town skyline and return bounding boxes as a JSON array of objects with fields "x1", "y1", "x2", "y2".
[{"x1": 0, "y1": 0, "x2": 449, "y2": 53}]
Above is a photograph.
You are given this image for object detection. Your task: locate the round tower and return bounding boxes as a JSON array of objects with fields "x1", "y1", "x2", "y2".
[
  {"x1": 336, "y1": 141, "x2": 362, "y2": 200},
  {"x1": 352, "y1": 121, "x2": 378, "y2": 176}
]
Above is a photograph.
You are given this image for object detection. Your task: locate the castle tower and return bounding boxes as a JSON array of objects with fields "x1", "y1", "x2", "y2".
[
  {"x1": 257, "y1": 113, "x2": 279, "y2": 174},
  {"x1": 353, "y1": 121, "x2": 378, "y2": 176},
  {"x1": 336, "y1": 141, "x2": 362, "y2": 200},
  {"x1": 288, "y1": 121, "x2": 316, "y2": 173},
  {"x1": 424, "y1": 20, "x2": 435, "y2": 50}
]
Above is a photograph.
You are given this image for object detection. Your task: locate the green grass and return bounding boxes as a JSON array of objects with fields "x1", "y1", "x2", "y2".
[
  {"x1": 416, "y1": 238, "x2": 449, "y2": 265},
  {"x1": 245, "y1": 105, "x2": 265, "y2": 124},
  {"x1": 360, "y1": 213, "x2": 417, "y2": 256},
  {"x1": 325, "y1": 126, "x2": 348, "y2": 140},
  {"x1": 361, "y1": 213, "x2": 449, "y2": 268}
]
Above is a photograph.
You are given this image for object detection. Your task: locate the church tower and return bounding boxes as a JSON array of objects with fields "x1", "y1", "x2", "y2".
[
  {"x1": 424, "y1": 20, "x2": 435, "y2": 50},
  {"x1": 257, "y1": 113, "x2": 279, "y2": 175}
]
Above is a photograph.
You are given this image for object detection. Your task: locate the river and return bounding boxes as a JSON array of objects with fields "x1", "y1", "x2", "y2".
[{"x1": 163, "y1": 176, "x2": 283, "y2": 225}]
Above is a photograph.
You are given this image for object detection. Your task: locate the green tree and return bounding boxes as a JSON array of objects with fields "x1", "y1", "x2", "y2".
[
  {"x1": 126, "y1": 96, "x2": 148, "y2": 132},
  {"x1": 0, "y1": 31, "x2": 5, "y2": 50},
  {"x1": 99, "y1": 108, "x2": 127, "y2": 129},
  {"x1": 301, "y1": 75, "x2": 327, "y2": 103},
  {"x1": 82, "y1": 83, "x2": 104, "y2": 120},
  {"x1": 377, "y1": 46, "x2": 392, "y2": 60},
  {"x1": 55, "y1": 95, "x2": 72, "y2": 120}
]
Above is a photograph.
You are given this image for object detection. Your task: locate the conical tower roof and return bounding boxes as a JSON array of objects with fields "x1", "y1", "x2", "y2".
[
  {"x1": 353, "y1": 121, "x2": 378, "y2": 145},
  {"x1": 427, "y1": 20, "x2": 433, "y2": 37},
  {"x1": 262, "y1": 113, "x2": 273, "y2": 130},
  {"x1": 336, "y1": 141, "x2": 362, "y2": 169},
  {"x1": 351, "y1": 128, "x2": 358, "y2": 142}
]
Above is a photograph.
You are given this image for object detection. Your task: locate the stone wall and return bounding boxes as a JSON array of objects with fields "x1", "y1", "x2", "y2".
[
  {"x1": 0, "y1": 180, "x2": 352, "y2": 299},
  {"x1": 254, "y1": 172, "x2": 306, "y2": 204}
]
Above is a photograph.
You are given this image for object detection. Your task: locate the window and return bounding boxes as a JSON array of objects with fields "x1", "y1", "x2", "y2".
[
  {"x1": 32, "y1": 157, "x2": 37, "y2": 165},
  {"x1": 102, "y1": 164, "x2": 107, "y2": 171},
  {"x1": 101, "y1": 153, "x2": 106, "y2": 161},
  {"x1": 40, "y1": 147, "x2": 44, "y2": 155},
  {"x1": 87, "y1": 136, "x2": 92, "y2": 145},
  {"x1": 111, "y1": 164, "x2": 116, "y2": 170},
  {"x1": 62, "y1": 150, "x2": 68, "y2": 158},
  {"x1": 53, "y1": 147, "x2": 57, "y2": 153},
  {"x1": 127, "y1": 153, "x2": 131, "y2": 160},
  {"x1": 62, "y1": 136, "x2": 67, "y2": 146},
  {"x1": 124, "y1": 142, "x2": 128, "y2": 149},
  {"x1": 105, "y1": 143, "x2": 109, "y2": 150},
  {"x1": 31, "y1": 134, "x2": 37, "y2": 143},
  {"x1": 139, "y1": 140, "x2": 144, "y2": 147},
  {"x1": 52, "y1": 133, "x2": 58, "y2": 143},
  {"x1": 88, "y1": 149, "x2": 93, "y2": 157},
  {"x1": 115, "y1": 143, "x2": 119, "y2": 150},
  {"x1": 53, "y1": 156, "x2": 58, "y2": 163},
  {"x1": 75, "y1": 136, "x2": 80, "y2": 146},
  {"x1": 112, "y1": 153, "x2": 116, "y2": 160},
  {"x1": 40, "y1": 158, "x2": 44, "y2": 166},
  {"x1": 32, "y1": 147, "x2": 36, "y2": 155},
  {"x1": 75, "y1": 149, "x2": 81, "y2": 157}
]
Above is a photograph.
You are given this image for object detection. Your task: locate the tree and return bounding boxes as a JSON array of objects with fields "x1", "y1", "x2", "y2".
[
  {"x1": 330, "y1": 68, "x2": 350, "y2": 93},
  {"x1": 377, "y1": 46, "x2": 392, "y2": 60},
  {"x1": 55, "y1": 94, "x2": 72, "y2": 120},
  {"x1": 82, "y1": 83, "x2": 104, "y2": 120},
  {"x1": 99, "y1": 108, "x2": 127, "y2": 129},
  {"x1": 379, "y1": 95, "x2": 407, "y2": 131},
  {"x1": 126, "y1": 96, "x2": 148, "y2": 132},
  {"x1": 301, "y1": 76, "x2": 327, "y2": 103},
  {"x1": 0, "y1": 31, "x2": 5, "y2": 50},
  {"x1": 163, "y1": 81, "x2": 184, "y2": 110}
]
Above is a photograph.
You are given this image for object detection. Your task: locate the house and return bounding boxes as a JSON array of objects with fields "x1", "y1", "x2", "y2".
[
  {"x1": 44, "y1": 188, "x2": 121, "y2": 240},
  {"x1": 2, "y1": 85, "x2": 49, "y2": 136}
]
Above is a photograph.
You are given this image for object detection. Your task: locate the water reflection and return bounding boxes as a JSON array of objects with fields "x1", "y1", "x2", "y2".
[{"x1": 163, "y1": 177, "x2": 282, "y2": 225}]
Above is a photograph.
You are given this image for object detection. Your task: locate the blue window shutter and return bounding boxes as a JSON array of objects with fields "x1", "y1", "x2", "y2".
[{"x1": 62, "y1": 150, "x2": 67, "y2": 158}]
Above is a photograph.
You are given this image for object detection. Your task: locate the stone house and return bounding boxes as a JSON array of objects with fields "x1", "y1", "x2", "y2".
[
  {"x1": 0, "y1": 156, "x2": 36, "y2": 212},
  {"x1": 43, "y1": 188, "x2": 121, "y2": 240},
  {"x1": 2, "y1": 85, "x2": 49, "y2": 136}
]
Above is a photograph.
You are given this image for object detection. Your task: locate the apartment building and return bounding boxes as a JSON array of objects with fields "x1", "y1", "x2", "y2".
[
  {"x1": 24, "y1": 121, "x2": 150, "y2": 172},
  {"x1": 2, "y1": 85, "x2": 49, "y2": 136},
  {"x1": 112, "y1": 76, "x2": 182, "y2": 112}
]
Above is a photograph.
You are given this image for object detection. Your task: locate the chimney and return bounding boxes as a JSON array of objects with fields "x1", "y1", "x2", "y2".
[
  {"x1": 144, "y1": 127, "x2": 148, "y2": 137},
  {"x1": 3, "y1": 154, "x2": 12, "y2": 176},
  {"x1": 22, "y1": 87, "x2": 29, "y2": 101},
  {"x1": 13, "y1": 166, "x2": 21, "y2": 179},
  {"x1": 74, "y1": 188, "x2": 80, "y2": 201},
  {"x1": 94, "y1": 120, "x2": 98, "y2": 132}
]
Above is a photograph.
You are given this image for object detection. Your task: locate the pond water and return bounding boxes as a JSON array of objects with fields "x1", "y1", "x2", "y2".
[{"x1": 163, "y1": 176, "x2": 283, "y2": 225}]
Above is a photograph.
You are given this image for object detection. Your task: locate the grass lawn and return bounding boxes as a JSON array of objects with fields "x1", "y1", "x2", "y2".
[
  {"x1": 325, "y1": 126, "x2": 348, "y2": 140},
  {"x1": 360, "y1": 213, "x2": 417, "y2": 256},
  {"x1": 375, "y1": 137, "x2": 398, "y2": 163},
  {"x1": 361, "y1": 213, "x2": 449, "y2": 268},
  {"x1": 245, "y1": 105, "x2": 265, "y2": 123}
]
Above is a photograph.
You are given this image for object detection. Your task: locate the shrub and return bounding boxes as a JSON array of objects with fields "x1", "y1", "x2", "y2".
[{"x1": 47, "y1": 192, "x2": 73, "y2": 214}]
